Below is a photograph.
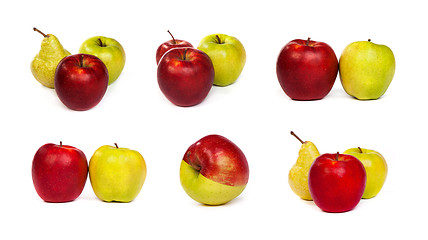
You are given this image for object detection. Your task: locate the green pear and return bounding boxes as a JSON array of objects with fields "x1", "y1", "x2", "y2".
[
  {"x1": 288, "y1": 131, "x2": 320, "y2": 200},
  {"x1": 31, "y1": 28, "x2": 71, "y2": 88},
  {"x1": 339, "y1": 39, "x2": 395, "y2": 100}
]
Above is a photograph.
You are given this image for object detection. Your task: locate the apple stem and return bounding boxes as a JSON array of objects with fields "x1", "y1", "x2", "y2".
[
  {"x1": 33, "y1": 27, "x2": 48, "y2": 38},
  {"x1": 80, "y1": 54, "x2": 84, "y2": 68},
  {"x1": 290, "y1": 131, "x2": 305, "y2": 144},
  {"x1": 336, "y1": 152, "x2": 339, "y2": 161},
  {"x1": 215, "y1": 35, "x2": 223, "y2": 44},
  {"x1": 183, "y1": 48, "x2": 188, "y2": 61},
  {"x1": 97, "y1": 38, "x2": 106, "y2": 47},
  {"x1": 167, "y1": 30, "x2": 176, "y2": 44},
  {"x1": 306, "y1": 37, "x2": 311, "y2": 46},
  {"x1": 358, "y1": 147, "x2": 363, "y2": 153},
  {"x1": 114, "y1": 143, "x2": 119, "y2": 148},
  {"x1": 60, "y1": 141, "x2": 62, "y2": 146},
  {"x1": 368, "y1": 39, "x2": 371, "y2": 42}
]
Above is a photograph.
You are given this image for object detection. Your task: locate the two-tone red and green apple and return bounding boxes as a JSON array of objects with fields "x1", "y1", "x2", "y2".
[{"x1": 180, "y1": 135, "x2": 249, "y2": 205}]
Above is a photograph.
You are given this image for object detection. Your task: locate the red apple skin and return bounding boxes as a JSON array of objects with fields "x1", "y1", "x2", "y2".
[
  {"x1": 157, "y1": 47, "x2": 214, "y2": 107},
  {"x1": 276, "y1": 39, "x2": 338, "y2": 100},
  {"x1": 55, "y1": 54, "x2": 109, "y2": 111},
  {"x1": 32, "y1": 143, "x2": 88, "y2": 203},
  {"x1": 183, "y1": 135, "x2": 249, "y2": 186},
  {"x1": 156, "y1": 39, "x2": 193, "y2": 64},
  {"x1": 308, "y1": 153, "x2": 366, "y2": 213}
]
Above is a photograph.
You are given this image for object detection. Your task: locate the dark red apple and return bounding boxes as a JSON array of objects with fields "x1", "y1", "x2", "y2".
[
  {"x1": 32, "y1": 142, "x2": 88, "y2": 203},
  {"x1": 157, "y1": 47, "x2": 214, "y2": 107},
  {"x1": 276, "y1": 38, "x2": 338, "y2": 100},
  {"x1": 308, "y1": 153, "x2": 366, "y2": 213},
  {"x1": 55, "y1": 54, "x2": 108, "y2": 111},
  {"x1": 180, "y1": 134, "x2": 249, "y2": 205},
  {"x1": 156, "y1": 30, "x2": 193, "y2": 64}
]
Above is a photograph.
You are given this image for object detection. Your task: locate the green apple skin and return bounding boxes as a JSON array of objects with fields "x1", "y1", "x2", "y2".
[
  {"x1": 197, "y1": 34, "x2": 246, "y2": 86},
  {"x1": 180, "y1": 161, "x2": 246, "y2": 205},
  {"x1": 89, "y1": 145, "x2": 146, "y2": 202},
  {"x1": 343, "y1": 148, "x2": 388, "y2": 199},
  {"x1": 79, "y1": 36, "x2": 126, "y2": 85},
  {"x1": 339, "y1": 40, "x2": 395, "y2": 100}
]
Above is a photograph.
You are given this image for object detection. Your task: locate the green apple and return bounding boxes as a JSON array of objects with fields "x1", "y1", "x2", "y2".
[
  {"x1": 343, "y1": 147, "x2": 388, "y2": 199},
  {"x1": 180, "y1": 135, "x2": 249, "y2": 205},
  {"x1": 197, "y1": 34, "x2": 246, "y2": 86},
  {"x1": 79, "y1": 36, "x2": 126, "y2": 85},
  {"x1": 339, "y1": 39, "x2": 395, "y2": 100},
  {"x1": 89, "y1": 144, "x2": 146, "y2": 202}
]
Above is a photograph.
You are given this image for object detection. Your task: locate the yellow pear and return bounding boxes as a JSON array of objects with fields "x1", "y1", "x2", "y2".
[
  {"x1": 30, "y1": 28, "x2": 71, "y2": 88},
  {"x1": 288, "y1": 131, "x2": 320, "y2": 200}
]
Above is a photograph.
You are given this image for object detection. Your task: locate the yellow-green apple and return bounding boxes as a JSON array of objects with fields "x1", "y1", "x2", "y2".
[
  {"x1": 343, "y1": 147, "x2": 388, "y2": 199},
  {"x1": 89, "y1": 144, "x2": 147, "y2": 202},
  {"x1": 197, "y1": 34, "x2": 246, "y2": 86},
  {"x1": 55, "y1": 54, "x2": 108, "y2": 111},
  {"x1": 339, "y1": 39, "x2": 395, "y2": 100},
  {"x1": 180, "y1": 135, "x2": 249, "y2": 205},
  {"x1": 32, "y1": 142, "x2": 88, "y2": 203},
  {"x1": 156, "y1": 30, "x2": 193, "y2": 64},
  {"x1": 157, "y1": 47, "x2": 214, "y2": 107},
  {"x1": 79, "y1": 36, "x2": 126, "y2": 85},
  {"x1": 276, "y1": 38, "x2": 338, "y2": 100},
  {"x1": 309, "y1": 153, "x2": 366, "y2": 213}
]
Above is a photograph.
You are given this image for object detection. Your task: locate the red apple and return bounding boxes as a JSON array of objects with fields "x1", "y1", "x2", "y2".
[
  {"x1": 276, "y1": 38, "x2": 338, "y2": 100},
  {"x1": 308, "y1": 153, "x2": 366, "y2": 213},
  {"x1": 180, "y1": 134, "x2": 250, "y2": 205},
  {"x1": 156, "y1": 30, "x2": 193, "y2": 64},
  {"x1": 55, "y1": 54, "x2": 109, "y2": 111},
  {"x1": 32, "y1": 142, "x2": 88, "y2": 203},
  {"x1": 157, "y1": 47, "x2": 214, "y2": 107}
]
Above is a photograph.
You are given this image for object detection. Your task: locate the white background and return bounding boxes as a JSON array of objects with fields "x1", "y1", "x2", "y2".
[{"x1": 1, "y1": 0, "x2": 427, "y2": 239}]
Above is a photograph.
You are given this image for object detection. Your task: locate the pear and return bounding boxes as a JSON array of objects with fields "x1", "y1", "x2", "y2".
[
  {"x1": 288, "y1": 131, "x2": 320, "y2": 200},
  {"x1": 30, "y1": 28, "x2": 71, "y2": 88}
]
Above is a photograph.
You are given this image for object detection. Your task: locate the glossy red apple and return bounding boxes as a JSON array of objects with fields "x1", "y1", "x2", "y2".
[
  {"x1": 308, "y1": 153, "x2": 366, "y2": 213},
  {"x1": 55, "y1": 54, "x2": 108, "y2": 111},
  {"x1": 180, "y1": 135, "x2": 250, "y2": 205},
  {"x1": 157, "y1": 47, "x2": 214, "y2": 107},
  {"x1": 276, "y1": 38, "x2": 338, "y2": 100},
  {"x1": 156, "y1": 30, "x2": 193, "y2": 64},
  {"x1": 32, "y1": 142, "x2": 88, "y2": 203}
]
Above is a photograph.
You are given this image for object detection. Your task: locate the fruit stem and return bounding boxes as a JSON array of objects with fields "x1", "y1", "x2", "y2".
[
  {"x1": 183, "y1": 48, "x2": 188, "y2": 61},
  {"x1": 97, "y1": 38, "x2": 106, "y2": 47},
  {"x1": 335, "y1": 152, "x2": 339, "y2": 161},
  {"x1": 368, "y1": 39, "x2": 371, "y2": 42},
  {"x1": 60, "y1": 141, "x2": 62, "y2": 146},
  {"x1": 290, "y1": 131, "x2": 305, "y2": 144},
  {"x1": 358, "y1": 147, "x2": 363, "y2": 153},
  {"x1": 167, "y1": 30, "x2": 176, "y2": 44},
  {"x1": 80, "y1": 54, "x2": 84, "y2": 68},
  {"x1": 215, "y1": 35, "x2": 223, "y2": 44},
  {"x1": 33, "y1": 27, "x2": 48, "y2": 38},
  {"x1": 306, "y1": 37, "x2": 311, "y2": 46},
  {"x1": 114, "y1": 143, "x2": 119, "y2": 148}
]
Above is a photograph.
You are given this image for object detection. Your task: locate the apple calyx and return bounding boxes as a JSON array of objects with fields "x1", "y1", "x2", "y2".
[
  {"x1": 34, "y1": 27, "x2": 48, "y2": 38},
  {"x1": 167, "y1": 30, "x2": 177, "y2": 44},
  {"x1": 290, "y1": 131, "x2": 305, "y2": 144},
  {"x1": 97, "y1": 38, "x2": 107, "y2": 47}
]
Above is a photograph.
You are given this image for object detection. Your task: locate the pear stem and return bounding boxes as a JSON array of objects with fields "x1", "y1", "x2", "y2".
[
  {"x1": 306, "y1": 37, "x2": 311, "y2": 46},
  {"x1": 290, "y1": 131, "x2": 305, "y2": 144},
  {"x1": 358, "y1": 147, "x2": 363, "y2": 153},
  {"x1": 114, "y1": 143, "x2": 119, "y2": 148},
  {"x1": 33, "y1": 28, "x2": 47, "y2": 38},
  {"x1": 167, "y1": 30, "x2": 176, "y2": 44}
]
